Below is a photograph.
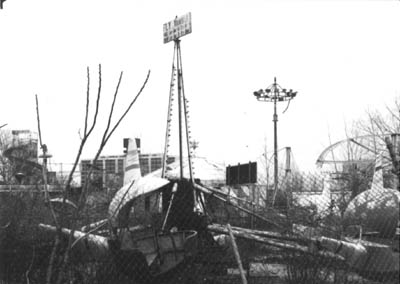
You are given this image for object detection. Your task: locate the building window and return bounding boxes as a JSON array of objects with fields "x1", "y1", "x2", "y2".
[
  {"x1": 145, "y1": 196, "x2": 150, "y2": 212},
  {"x1": 105, "y1": 159, "x2": 116, "y2": 174},
  {"x1": 150, "y1": 157, "x2": 162, "y2": 172},
  {"x1": 94, "y1": 160, "x2": 103, "y2": 171},
  {"x1": 140, "y1": 157, "x2": 150, "y2": 176},
  {"x1": 81, "y1": 160, "x2": 91, "y2": 171},
  {"x1": 117, "y1": 159, "x2": 124, "y2": 174}
]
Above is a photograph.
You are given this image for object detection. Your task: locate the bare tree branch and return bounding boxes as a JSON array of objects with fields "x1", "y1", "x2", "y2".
[
  {"x1": 101, "y1": 70, "x2": 151, "y2": 146},
  {"x1": 64, "y1": 65, "x2": 102, "y2": 193},
  {"x1": 55, "y1": 68, "x2": 150, "y2": 284},
  {"x1": 386, "y1": 104, "x2": 400, "y2": 124},
  {"x1": 86, "y1": 64, "x2": 102, "y2": 137},
  {"x1": 35, "y1": 95, "x2": 44, "y2": 146},
  {"x1": 35, "y1": 95, "x2": 61, "y2": 284},
  {"x1": 84, "y1": 66, "x2": 90, "y2": 135},
  {"x1": 99, "y1": 71, "x2": 123, "y2": 148},
  {"x1": 25, "y1": 245, "x2": 35, "y2": 284}
]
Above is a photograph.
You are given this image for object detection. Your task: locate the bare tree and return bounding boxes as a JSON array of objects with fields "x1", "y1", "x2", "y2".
[
  {"x1": 37, "y1": 65, "x2": 150, "y2": 284},
  {"x1": 356, "y1": 97, "x2": 400, "y2": 190},
  {"x1": 358, "y1": 98, "x2": 400, "y2": 138}
]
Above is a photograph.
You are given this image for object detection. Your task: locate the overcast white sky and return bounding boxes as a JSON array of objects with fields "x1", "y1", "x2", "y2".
[{"x1": 1, "y1": 0, "x2": 399, "y2": 173}]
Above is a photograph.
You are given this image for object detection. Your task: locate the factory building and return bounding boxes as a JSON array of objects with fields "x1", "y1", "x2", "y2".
[{"x1": 80, "y1": 138, "x2": 177, "y2": 189}]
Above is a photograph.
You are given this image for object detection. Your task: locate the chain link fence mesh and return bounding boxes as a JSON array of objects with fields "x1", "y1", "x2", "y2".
[{"x1": 0, "y1": 170, "x2": 399, "y2": 284}]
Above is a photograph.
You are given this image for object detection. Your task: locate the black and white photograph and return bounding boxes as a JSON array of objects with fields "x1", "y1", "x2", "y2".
[{"x1": 0, "y1": 1, "x2": 399, "y2": 283}]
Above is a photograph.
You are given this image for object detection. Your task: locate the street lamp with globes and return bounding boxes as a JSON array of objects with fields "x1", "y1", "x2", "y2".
[{"x1": 253, "y1": 77, "x2": 297, "y2": 205}]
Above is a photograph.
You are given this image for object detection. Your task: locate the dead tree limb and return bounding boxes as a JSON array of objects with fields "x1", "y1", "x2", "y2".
[
  {"x1": 208, "y1": 224, "x2": 345, "y2": 262},
  {"x1": 25, "y1": 245, "x2": 35, "y2": 284},
  {"x1": 64, "y1": 65, "x2": 101, "y2": 195},
  {"x1": 227, "y1": 224, "x2": 248, "y2": 284},
  {"x1": 35, "y1": 94, "x2": 58, "y2": 224},
  {"x1": 55, "y1": 67, "x2": 150, "y2": 284},
  {"x1": 36, "y1": 65, "x2": 103, "y2": 284},
  {"x1": 385, "y1": 136, "x2": 400, "y2": 191},
  {"x1": 35, "y1": 94, "x2": 62, "y2": 284}
]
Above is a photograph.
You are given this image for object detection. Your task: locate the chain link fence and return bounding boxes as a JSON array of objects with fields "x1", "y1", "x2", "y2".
[{"x1": 0, "y1": 170, "x2": 399, "y2": 284}]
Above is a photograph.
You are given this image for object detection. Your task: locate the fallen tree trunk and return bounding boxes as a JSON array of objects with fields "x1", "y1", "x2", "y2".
[
  {"x1": 226, "y1": 224, "x2": 310, "y2": 245},
  {"x1": 208, "y1": 224, "x2": 345, "y2": 262},
  {"x1": 80, "y1": 219, "x2": 108, "y2": 232},
  {"x1": 39, "y1": 223, "x2": 110, "y2": 260}
]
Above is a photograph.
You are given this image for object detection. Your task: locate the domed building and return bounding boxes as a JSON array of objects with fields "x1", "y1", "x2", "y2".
[
  {"x1": 147, "y1": 156, "x2": 226, "y2": 186},
  {"x1": 344, "y1": 187, "x2": 400, "y2": 238},
  {"x1": 343, "y1": 155, "x2": 400, "y2": 238}
]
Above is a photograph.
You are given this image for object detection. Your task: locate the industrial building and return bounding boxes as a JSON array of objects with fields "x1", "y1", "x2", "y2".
[
  {"x1": 80, "y1": 154, "x2": 177, "y2": 189},
  {"x1": 80, "y1": 138, "x2": 177, "y2": 189}
]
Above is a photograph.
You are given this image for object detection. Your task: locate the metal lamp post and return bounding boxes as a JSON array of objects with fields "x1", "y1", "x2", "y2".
[{"x1": 253, "y1": 77, "x2": 297, "y2": 205}]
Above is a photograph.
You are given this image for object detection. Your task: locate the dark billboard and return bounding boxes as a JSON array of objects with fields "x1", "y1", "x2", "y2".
[{"x1": 226, "y1": 162, "x2": 257, "y2": 185}]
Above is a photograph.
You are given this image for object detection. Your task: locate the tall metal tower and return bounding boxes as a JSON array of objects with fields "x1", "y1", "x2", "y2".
[
  {"x1": 253, "y1": 77, "x2": 297, "y2": 205},
  {"x1": 161, "y1": 13, "x2": 194, "y2": 184}
]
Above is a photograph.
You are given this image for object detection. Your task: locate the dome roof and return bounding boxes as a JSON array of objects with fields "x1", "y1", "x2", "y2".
[
  {"x1": 147, "y1": 156, "x2": 225, "y2": 184},
  {"x1": 343, "y1": 188, "x2": 400, "y2": 238}
]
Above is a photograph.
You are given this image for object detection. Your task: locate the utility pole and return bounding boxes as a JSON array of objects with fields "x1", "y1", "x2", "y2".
[{"x1": 253, "y1": 78, "x2": 297, "y2": 206}]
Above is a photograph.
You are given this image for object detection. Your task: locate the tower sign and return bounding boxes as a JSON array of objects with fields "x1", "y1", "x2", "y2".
[{"x1": 163, "y1": 12, "x2": 192, "y2": 44}]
